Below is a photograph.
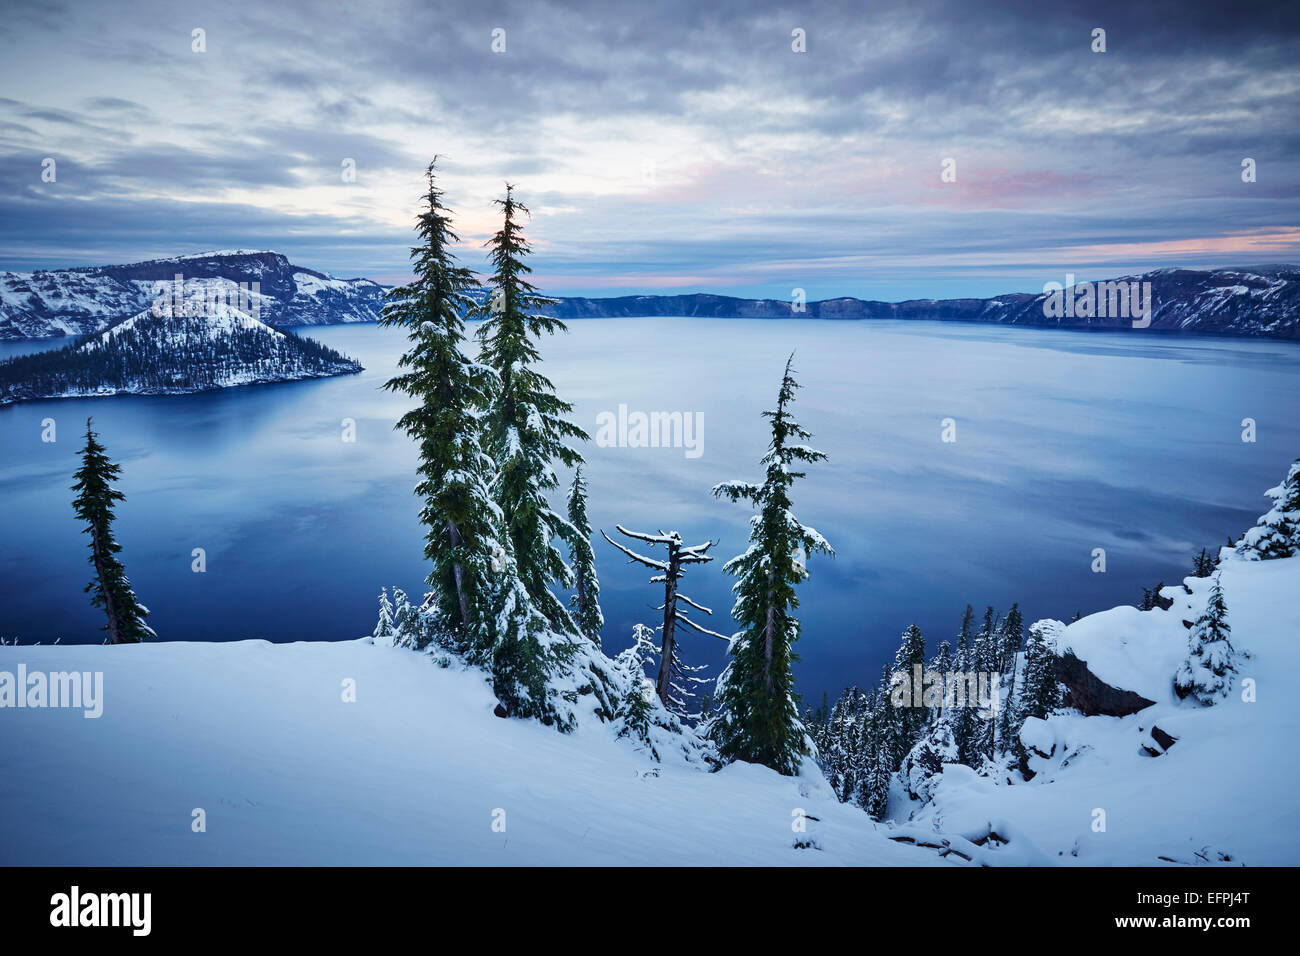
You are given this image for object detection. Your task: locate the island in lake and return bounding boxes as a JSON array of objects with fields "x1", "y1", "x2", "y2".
[{"x1": 0, "y1": 298, "x2": 362, "y2": 407}]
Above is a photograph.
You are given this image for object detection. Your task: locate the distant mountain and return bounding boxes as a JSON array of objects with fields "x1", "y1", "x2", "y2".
[
  {"x1": 542, "y1": 265, "x2": 1300, "y2": 339},
  {"x1": 0, "y1": 300, "x2": 362, "y2": 406},
  {"x1": 0, "y1": 250, "x2": 386, "y2": 341},
  {"x1": 4, "y1": 253, "x2": 1298, "y2": 340}
]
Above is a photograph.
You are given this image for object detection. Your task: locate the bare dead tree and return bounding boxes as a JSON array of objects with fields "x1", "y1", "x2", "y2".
[{"x1": 601, "y1": 525, "x2": 728, "y2": 713}]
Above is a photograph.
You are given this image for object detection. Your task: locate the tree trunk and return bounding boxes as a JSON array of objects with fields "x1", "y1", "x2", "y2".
[
  {"x1": 90, "y1": 518, "x2": 121, "y2": 645},
  {"x1": 656, "y1": 550, "x2": 680, "y2": 705},
  {"x1": 446, "y1": 520, "x2": 472, "y2": 635},
  {"x1": 763, "y1": 570, "x2": 776, "y2": 693}
]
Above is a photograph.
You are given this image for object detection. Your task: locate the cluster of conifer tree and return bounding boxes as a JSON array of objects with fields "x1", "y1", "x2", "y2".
[
  {"x1": 375, "y1": 161, "x2": 832, "y2": 775},
  {"x1": 807, "y1": 603, "x2": 1063, "y2": 818},
  {"x1": 0, "y1": 309, "x2": 359, "y2": 406}
]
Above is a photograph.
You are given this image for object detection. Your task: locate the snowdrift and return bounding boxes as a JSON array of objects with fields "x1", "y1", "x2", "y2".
[
  {"x1": 0, "y1": 637, "x2": 925, "y2": 866},
  {"x1": 902, "y1": 552, "x2": 1300, "y2": 865}
]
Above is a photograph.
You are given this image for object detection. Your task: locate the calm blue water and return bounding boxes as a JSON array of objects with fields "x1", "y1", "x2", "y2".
[{"x1": 1, "y1": 318, "x2": 1297, "y2": 703}]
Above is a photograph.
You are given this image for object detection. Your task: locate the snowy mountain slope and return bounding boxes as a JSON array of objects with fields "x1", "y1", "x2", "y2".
[
  {"x1": 0, "y1": 251, "x2": 386, "y2": 341},
  {"x1": 6, "y1": 255, "x2": 1299, "y2": 341},
  {"x1": 899, "y1": 553, "x2": 1300, "y2": 865},
  {"x1": 544, "y1": 265, "x2": 1300, "y2": 338},
  {"x1": 0, "y1": 638, "x2": 930, "y2": 866},
  {"x1": 0, "y1": 300, "x2": 362, "y2": 407}
]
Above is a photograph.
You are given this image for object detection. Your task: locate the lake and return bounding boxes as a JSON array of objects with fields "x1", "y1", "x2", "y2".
[{"x1": 1, "y1": 318, "x2": 1297, "y2": 703}]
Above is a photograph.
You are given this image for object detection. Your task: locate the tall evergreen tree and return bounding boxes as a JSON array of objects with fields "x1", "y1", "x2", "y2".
[
  {"x1": 995, "y1": 603, "x2": 1024, "y2": 753},
  {"x1": 373, "y1": 588, "x2": 395, "y2": 642},
  {"x1": 379, "y1": 159, "x2": 499, "y2": 654},
  {"x1": 475, "y1": 184, "x2": 587, "y2": 635},
  {"x1": 71, "y1": 418, "x2": 154, "y2": 644},
  {"x1": 926, "y1": 639, "x2": 953, "y2": 726},
  {"x1": 1174, "y1": 574, "x2": 1237, "y2": 705},
  {"x1": 708, "y1": 355, "x2": 833, "y2": 775},
  {"x1": 890, "y1": 624, "x2": 928, "y2": 746},
  {"x1": 950, "y1": 604, "x2": 977, "y2": 763},
  {"x1": 1019, "y1": 619, "x2": 1063, "y2": 723},
  {"x1": 566, "y1": 466, "x2": 603, "y2": 645}
]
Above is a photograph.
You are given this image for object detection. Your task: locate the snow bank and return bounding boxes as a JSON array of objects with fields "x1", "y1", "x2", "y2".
[
  {"x1": 0, "y1": 638, "x2": 927, "y2": 866},
  {"x1": 908, "y1": 552, "x2": 1300, "y2": 865}
]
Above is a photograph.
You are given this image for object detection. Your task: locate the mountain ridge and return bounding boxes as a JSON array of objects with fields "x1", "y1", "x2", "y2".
[{"x1": 4, "y1": 252, "x2": 1299, "y2": 340}]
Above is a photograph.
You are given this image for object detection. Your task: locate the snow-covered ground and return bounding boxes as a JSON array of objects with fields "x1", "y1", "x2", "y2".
[
  {"x1": 0, "y1": 637, "x2": 927, "y2": 866},
  {"x1": 901, "y1": 553, "x2": 1300, "y2": 866},
  {"x1": 2, "y1": 546, "x2": 1295, "y2": 866}
]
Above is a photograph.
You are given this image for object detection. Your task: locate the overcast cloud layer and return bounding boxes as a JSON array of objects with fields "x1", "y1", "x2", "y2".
[{"x1": 1, "y1": 0, "x2": 1297, "y2": 298}]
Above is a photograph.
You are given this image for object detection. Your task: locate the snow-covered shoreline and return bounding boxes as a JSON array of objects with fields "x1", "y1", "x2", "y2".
[{"x1": 2, "y1": 550, "x2": 1296, "y2": 865}]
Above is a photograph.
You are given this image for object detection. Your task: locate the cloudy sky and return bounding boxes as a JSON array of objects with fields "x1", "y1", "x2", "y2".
[{"x1": 1, "y1": 0, "x2": 1297, "y2": 299}]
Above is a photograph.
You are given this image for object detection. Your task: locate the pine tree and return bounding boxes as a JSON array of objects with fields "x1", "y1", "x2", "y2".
[
  {"x1": 373, "y1": 587, "x2": 395, "y2": 642},
  {"x1": 379, "y1": 159, "x2": 499, "y2": 654},
  {"x1": 1019, "y1": 619, "x2": 1063, "y2": 722},
  {"x1": 995, "y1": 603, "x2": 1024, "y2": 754},
  {"x1": 391, "y1": 587, "x2": 420, "y2": 648},
  {"x1": 968, "y1": 606, "x2": 1000, "y2": 761},
  {"x1": 1237, "y1": 458, "x2": 1300, "y2": 560},
  {"x1": 602, "y1": 525, "x2": 726, "y2": 715},
  {"x1": 890, "y1": 624, "x2": 927, "y2": 746},
  {"x1": 708, "y1": 355, "x2": 833, "y2": 775},
  {"x1": 1174, "y1": 574, "x2": 1237, "y2": 705},
  {"x1": 1192, "y1": 547, "x2": 1216, "y2": 577},
  {"x1": 926, "y1": 640, "x2": 953, "y2": 726},
  {"x1": 566, "y1": 467, "x2": 603, "y2": 645},
  {"x1": 950, "y1": 604, "x2": 977, "y2": 764},
  {"x1": 475, "y1": 183, "x2": 587, "y2": 635},
  {"x1": 71, "y1": 418, "x2": 154, "y2": 644}
]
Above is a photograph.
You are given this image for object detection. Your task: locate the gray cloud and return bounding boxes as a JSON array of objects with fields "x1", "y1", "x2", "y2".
[{"x1": 0, "y1": 0, "x2": 1296, "y2": 298}]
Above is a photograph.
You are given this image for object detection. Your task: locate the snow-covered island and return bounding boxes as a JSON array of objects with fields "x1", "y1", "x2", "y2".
[
  {"x1": 0, "y1": 250, "x2": 387, "y2": 341},
  {"x1": 0, "y1": 299, "x2": 362, "y2": 407}
]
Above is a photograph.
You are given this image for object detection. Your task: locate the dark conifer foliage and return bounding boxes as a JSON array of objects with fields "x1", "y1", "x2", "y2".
[
  {"x1": 71, "y1": 418, "x2": 155, "y2": 644},
  {"x1": 474, "y1": 184, "x2": 588, "y2": 635},
  {"x1": 566, "y1": 467, "x2": 604, "y2": 645},
  {"x1": 708, "y1": 355, "x2": 833, "y2": 775},
  {"x1": 0, "y1": 311, "x2": 360, "y2": 407},
  {"x1": 378, "y1": 158, "x2": 499, "y2": 654}
]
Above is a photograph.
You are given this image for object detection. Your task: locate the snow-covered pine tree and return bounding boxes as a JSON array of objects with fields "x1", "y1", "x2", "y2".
[
  {"x1": 950, "y1": 604, "x2": 977, "y2": 764},
  {"x1": 379, "y1": 159, "x2": 499, "y2": 654},
  {"x1": 890, "y1": 624, "x2": 928, "y2": 747},
  {"x1": 373, "y1": 588, "x2": 395, "y2": 642},
  {"x1": 71, "y1": 418, "x2": 155, "y2": 644},
  {"x1": 475, "y1": 184, "x2": 587, "y2": 636},
  {"x1": 1174, "y1": 574, "x2": 1237, "y2": 705},
  {"x1": 926, "y1": 640, "x2": 953, "y2": 726},
  {"x1": 602, "y1": 525, "x2": 727, "y2": 715},
  {"x1": 995, "y1": 603, "x2": 1024, "y2": 754},
  {"x1": 857, "y1": 686, "x2": 899, "y2": 822},
  {"x1": 1192, "y1": 547, "x2": 1217, "y2": 577},
  {"x1": 968, "y1": 606, "x2": 1001, "y2": 761},
  {"x1": 709, "y1": 355, "x2": 833, "y2": 775},
  {"x1": 1236, "y1": 458, "x2": 1300, "y2": 560},
  {"x1": 391, "y1": 587, "x2": 420, "y2": 649},
  {"x1": 1018, "y1": 619, "x2": 1063, "y2": 722},
  {"x1": 566, "y1": 466, "x2": 603, "y2": 645}
]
